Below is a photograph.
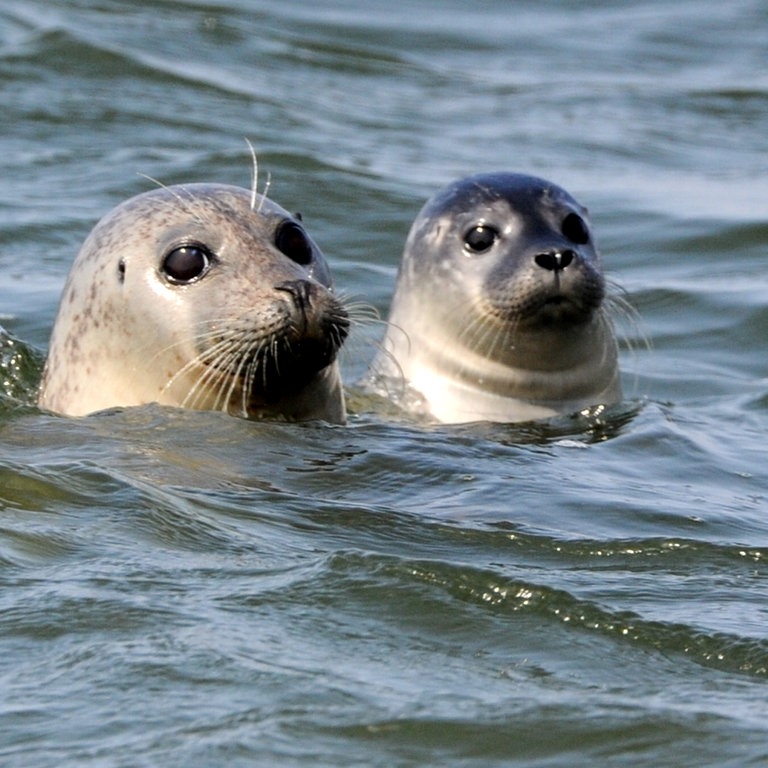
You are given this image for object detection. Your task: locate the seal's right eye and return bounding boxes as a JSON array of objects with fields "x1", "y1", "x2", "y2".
[
  {"x1": 463, "y1": 224, "x2": 499, "y2": 254},
  {"x1": 162, "y1": 245, "x2": 213, "y2": 284}
]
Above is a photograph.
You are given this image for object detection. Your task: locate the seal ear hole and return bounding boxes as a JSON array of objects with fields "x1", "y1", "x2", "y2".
[
  {"x1": 275, "y1": 221, "x2": 313, "y2": 265},
  {"x1": 561, "y1": 213, "x2": 590, "y2": 245},
  {"x1": 463, "y1": 224, "x2": 499, "y2": 254},
  {"x1": 118, "y1": 259, "x2": 126, "y2": 284},
  {"x1": 161, "y1": 244, "x2": 213, "y2": 285}
]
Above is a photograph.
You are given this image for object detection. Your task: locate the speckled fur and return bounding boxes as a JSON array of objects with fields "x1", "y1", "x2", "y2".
[{"x1": 38, "y1": 183, "x2": 348, "y2": 423}]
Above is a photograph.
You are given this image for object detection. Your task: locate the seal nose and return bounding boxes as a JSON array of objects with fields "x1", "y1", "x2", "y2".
[
  {"x1": 535, "y1": 249, "x2": 574, "y2": 272},
  {"x1": 276, "y1": 279, "x2": 313, "y2": 311}
]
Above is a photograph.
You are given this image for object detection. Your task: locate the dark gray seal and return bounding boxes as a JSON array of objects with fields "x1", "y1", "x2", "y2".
[
  {"x1": 38, "y1": 183, "x2": 349, "y2": 422},
  {"x1": 367, "y1": 172, "x2": 621, "y2": 423}
]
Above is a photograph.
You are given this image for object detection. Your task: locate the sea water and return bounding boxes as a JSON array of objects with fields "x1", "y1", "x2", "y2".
[{"x1": 1, "y1": 1, "x2": 767, "y2": 765}]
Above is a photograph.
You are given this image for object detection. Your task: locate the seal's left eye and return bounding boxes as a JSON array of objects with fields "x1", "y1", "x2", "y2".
[
  {"x1": 561, "y1": 213, "x2": 590, "y2": 245},
  {"x1": 276, "y1": 221, "x2": 313, "y2": 266},
  {"x1": 464, "y1": 224, "x2": 499, "y2": 253},
  {"x1": 162, "y1": 245, "x2": 212, "y2": 284}
]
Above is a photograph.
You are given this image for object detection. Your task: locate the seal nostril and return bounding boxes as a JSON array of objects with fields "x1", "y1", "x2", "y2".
[
  {"x1": 535, "y1": 252, "x2": 554, "y2": 271},
  {"x1": 276, "y1": 279, "x2": 313, "y2": 311},
  {"x1": 535, "y1": 250, "x2": 574, "y2": 271}
]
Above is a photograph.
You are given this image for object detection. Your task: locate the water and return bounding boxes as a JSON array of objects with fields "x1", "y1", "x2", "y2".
[{"x1": 1, "y1": 0, "x2": 768, "y2": 765}]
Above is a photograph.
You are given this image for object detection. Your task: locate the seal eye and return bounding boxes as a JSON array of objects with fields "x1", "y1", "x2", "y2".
[
  {"x1": 561, "y1": 213, "x2": 590, "y2": 245},
  {"x1": 162, "y1": 244, "x2": 212, "y2": 284},
  {"x1": 275, "y1": 221, "x2": 313, "y2": 266},
  {"x1": 464, "y1": 225, "x2": 499, "y2": 254}
]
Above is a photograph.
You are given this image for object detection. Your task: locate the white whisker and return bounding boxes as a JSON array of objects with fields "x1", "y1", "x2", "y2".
[
  {"x1": 257, "y1": 172, "x2": 271, "y2": 214},
  {"x1": 245, "y1": 138, "x2": 259, "y2": 212},
  {"x1": 136, "y1": 173, "x2": 167, "y2": 190}
]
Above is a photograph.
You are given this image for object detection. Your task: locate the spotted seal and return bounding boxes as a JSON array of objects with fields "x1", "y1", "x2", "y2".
[
  {"x1": 366, "y1": 172, "x2": 621, "y2": 423},
  {"x1": 38, "y1": 183, "x2": 349, "y2": 422}
]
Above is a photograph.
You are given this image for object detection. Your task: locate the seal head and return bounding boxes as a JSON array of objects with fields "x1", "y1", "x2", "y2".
[
  {"x1": 38, "y1": 183, "x2": 349, "y2": 422},
  {"x1": 367, "y1": 172, "x2": 621, "y2": 423}
]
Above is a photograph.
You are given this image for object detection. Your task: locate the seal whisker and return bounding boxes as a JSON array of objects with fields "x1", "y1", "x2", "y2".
[
  {"x1": 168, "y1": 336, "x2": 240, "y2": 411},
  {"x1": 268, "y1": 335, "x2": 284, "y2": 388},
  {"x1": 219, "y1": 340, "x2": 254, "y2": 415},
  {"x1": 205, "y1": 334, "x2": 266, "y2": 414},
  {"x1": 187, "y1": 361, "x2": 228, "y2": 411},
  {"x1": 243, "y1": 139, "x2": 273, "y2": 215},
  {"x1": 245, "y1": 137, "x2": 259, "y2": 212},
  {"x1": 605, "y1": 283, "x2": 649, "y2": 352},
  {"x1": 358, "y1": 317, "x2": 410, "y2": 398},
  {"x1": 137, "y1": 174, "x2": 212, "y2": 228},
  {"x1": 142, "y1": 286, "x2": 342, "y2": 399},
  {"x1": 453, "y1": 315, "x2": 513, "y2": 388},
  {"x1": 332, "y1": 292, "x2": 380, "y2": 323},
  {"x1": 136, "y1": 173, "x2": 168, "y2": 192},
  {"x1": 603, "y1": 285, "x2": 648, "y2": 400},
  {"x1": 209, "y1": 333, "x2": 268, "y2": 412},
  {"x1": 257, "y1": 173, "x2": 272, "y2": 214},
  {"x1": 241, "y1": 344, "x2": 265, "y2": 417},
  {"x1": 195, "y1": 340, "x2": 237, "y2": 410},
  {"x1": 452, "y1": 295, "x2": 516, "y2": 362}
]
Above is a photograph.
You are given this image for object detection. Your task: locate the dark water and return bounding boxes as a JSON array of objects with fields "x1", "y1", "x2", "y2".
[{"x1": 2, "y1": 1, "x2": 768, "y2": 765}]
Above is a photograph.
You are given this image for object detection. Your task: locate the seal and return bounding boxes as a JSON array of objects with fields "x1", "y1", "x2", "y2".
[
  {"x1": 38, "y1": 183, "x2": 349, "y2": 423},
  {"x1": 366, "y1": 172, "x2": 621, "y2": 423}
]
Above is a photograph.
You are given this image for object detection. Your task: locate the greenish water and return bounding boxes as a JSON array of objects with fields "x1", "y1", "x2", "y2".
[{"x1": 2, "y1": 1, "x2": 768, "y2": 765}]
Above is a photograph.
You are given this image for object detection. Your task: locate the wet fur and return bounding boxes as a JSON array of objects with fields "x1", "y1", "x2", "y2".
[
  {"x1": 38, "y1": 180, "x2": 349, "y2": 422},
  {"x1": 366, "y1": 172, "x2": 627, "y2": 423}
]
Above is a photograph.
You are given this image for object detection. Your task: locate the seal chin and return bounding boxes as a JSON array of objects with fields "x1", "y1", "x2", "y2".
[
  {"x1": 243, "y1": 335, "x2": 347, "y2": 402},
  {"x1": 530, "y1": 294, "x2": 597, "y2": 326},
  {"x1": 193, "y1": 281, "x2": 349, "y2": 415}
]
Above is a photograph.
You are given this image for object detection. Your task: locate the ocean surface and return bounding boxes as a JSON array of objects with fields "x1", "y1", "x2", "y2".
[{"x1": 2, "y1": 1, "x2": 768, "y2": 765}]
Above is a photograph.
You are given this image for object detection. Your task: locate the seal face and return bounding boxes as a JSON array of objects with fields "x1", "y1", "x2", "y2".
[
  {"x1": 366, "y1": 172, "x2": 621, "y2": 423},
  {"x1": 38, "y1": 183, "x2": 349, "y2": 423}
]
